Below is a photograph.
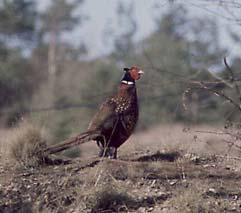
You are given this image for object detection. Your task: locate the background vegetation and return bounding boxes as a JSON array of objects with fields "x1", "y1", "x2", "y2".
[
  {"x1": 1, "y1": 2, "x2": 241, "y2": 212},
  {"x1": 0, "y1": 0, "x2": 240, "y2": 143}
]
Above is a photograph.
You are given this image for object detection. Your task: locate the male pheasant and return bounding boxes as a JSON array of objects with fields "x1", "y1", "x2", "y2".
[
  {"x1": 44, "y1": 66, "x2": 144, "y2": 159},
  {"x1": 87, "y1": 66, "x2": 144, "y2": 158}
]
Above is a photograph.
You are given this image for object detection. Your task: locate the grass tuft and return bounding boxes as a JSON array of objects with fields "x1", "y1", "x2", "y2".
[
  {"x1": 87, "y1": 184, "x2": 136, "y2": 212},
  {"x1": 10, "y1": 123, "x2": 48, "y2": 168}
]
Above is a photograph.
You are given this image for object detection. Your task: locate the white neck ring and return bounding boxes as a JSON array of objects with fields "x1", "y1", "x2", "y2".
[{"x1": 121, "y1": 80, "x2": 134, "y2": 85}]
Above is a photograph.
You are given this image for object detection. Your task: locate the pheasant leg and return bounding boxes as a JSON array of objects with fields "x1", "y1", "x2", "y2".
[{"x1": 108, "y1": 147, "x2": 117, "y2": 159}]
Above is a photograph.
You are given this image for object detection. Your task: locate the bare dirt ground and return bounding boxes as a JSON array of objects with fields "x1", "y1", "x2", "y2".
[{"x1": 1, "y1": 124, "x2": 241, "y2": 212}]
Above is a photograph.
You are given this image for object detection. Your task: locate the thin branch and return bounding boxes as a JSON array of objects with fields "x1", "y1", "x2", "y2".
[
  {"x1": 142, "y1": 48, "x2": 186, "y2": 78},
  {"x1": 222, "y1": 139, "x2": 241, "y2": 150},
  {"x1": 195, "y1": 130, "x2": 230, "y2": 135},
  {"x1": 196, "y1": 129, "x2": 241, "y2": 141},
  {"x1": 205, "y1": 68, "x2": 233, "y2": 88},
  {"x1": 186, "y1": 1, "x2": 241, "y2": 24},
  {"x1": 224, "y1": 57, "x2": 241, "y2": 100},
  {"x1": 192, "y1": 81, "x2": 241, "y2": 111}
]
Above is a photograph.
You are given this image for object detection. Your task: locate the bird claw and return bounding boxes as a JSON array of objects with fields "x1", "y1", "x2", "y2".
[{"x1": 98, "y1": 147, "x2": 117, "y2": 159}]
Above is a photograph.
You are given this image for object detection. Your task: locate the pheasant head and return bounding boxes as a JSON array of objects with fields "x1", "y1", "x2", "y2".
[{"x1": 121, "y1": 66, "x2": 144, "y2": 85}]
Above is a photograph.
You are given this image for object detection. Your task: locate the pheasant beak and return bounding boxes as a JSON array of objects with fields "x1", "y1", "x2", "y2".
[{"x1": 138, "y1": 70, "x2": 144, "y2": 75}]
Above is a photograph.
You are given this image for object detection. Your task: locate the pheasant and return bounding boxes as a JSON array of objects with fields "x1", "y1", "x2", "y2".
[
  {"x1": 87, "y1": 66, "x2": 144, "y2": 158},
  {"x1": 43, "y1": 66, "x2": 144, "y2": 159}
]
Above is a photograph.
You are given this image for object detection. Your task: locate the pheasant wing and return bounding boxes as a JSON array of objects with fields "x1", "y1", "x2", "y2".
[{"x1": 88, "y1": 98, "x2": 118, "y2": 131}]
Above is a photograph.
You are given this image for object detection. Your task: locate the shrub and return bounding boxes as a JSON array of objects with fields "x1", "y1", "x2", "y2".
[{"x1": 10, "y1": 123, "x2": 48, "y2": 168}]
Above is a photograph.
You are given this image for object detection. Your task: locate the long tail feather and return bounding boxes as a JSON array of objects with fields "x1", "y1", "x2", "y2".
[{"x1": 43, "y1": 130, "x2": 101, "y2": 155}]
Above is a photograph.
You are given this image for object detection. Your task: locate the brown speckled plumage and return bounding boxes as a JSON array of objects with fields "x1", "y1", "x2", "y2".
[{"x1": 87, "y1": 66, "x2": 143, "y2": 158}]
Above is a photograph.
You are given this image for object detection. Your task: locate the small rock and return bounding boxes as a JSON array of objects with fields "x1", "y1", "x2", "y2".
[
  {"x1": 148, "y1": 207, "x2": 154, "y2": 212},
  {"x1": 138, "y1": 207, "x2": 146, "y2": 213},
  {"x1": 158, "y1": 191, "x2": 166, "y2": 196},
  {"x1": 184, "y1": 153, "x2": 192, "y2": 158},
  {"x1": 150, "y1": 180, "x2": 156, "y2": 188},
  {"x1": 208, "y1": 188, "x2": 216, "y2": 193},
  {"x1": 168, "y1": 180, "x2": 178, "y2": 185}
]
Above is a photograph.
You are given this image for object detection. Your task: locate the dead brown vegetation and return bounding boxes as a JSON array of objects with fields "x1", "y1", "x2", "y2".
[
  {"x1": 1, "y1": 124, "x2": 241, "y2": 212},
  {"x1": 10, "y1": 124, "x2": 48, "y2": 167}
]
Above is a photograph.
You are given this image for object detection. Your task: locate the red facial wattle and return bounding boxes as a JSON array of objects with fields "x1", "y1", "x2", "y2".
[{"x1": 130, "y1": 67, "x2": 144, "y2": 80}]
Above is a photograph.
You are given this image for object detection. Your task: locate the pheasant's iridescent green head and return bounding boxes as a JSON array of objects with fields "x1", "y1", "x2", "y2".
[{"x1": 122, "y1": 66, "x2": 144, "y2": 84}]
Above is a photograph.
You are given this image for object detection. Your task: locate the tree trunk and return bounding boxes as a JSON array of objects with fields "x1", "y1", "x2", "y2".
[{"x1": 47, "y1": 29, "x2": 57, "y2": 106}]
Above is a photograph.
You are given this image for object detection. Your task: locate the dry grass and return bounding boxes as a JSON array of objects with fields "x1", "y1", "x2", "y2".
[
  {"x1": 62, "y1": 123, "x2": 229, "y2": 159},
  {"x1": 0, "y1": 123, "x2": 240, "y2": 169},
  {"x1": 1, "y1": 123, "x2": 241, "y2": 212},
  {"x1": 0, "y1": 123, "x2": 239, "y2": 169},
  {"x1": 2, "y1": 122, "x2": 48, "y2": 167},
  {"x1": 85, "y1": 183, "x2": 136, "y2": 212},
  {"x1": 0, "y1": 128, "x2": 17, "y2": 160},
  {"x1": 166, "y1": 182, "x2": 209, "y2": 213},
  {"x1": 165, "y1": 180, "x2": 236, "y2": 213},
  {"x1": 119, "y1": 123, "x2": 240, "y2": 160}
]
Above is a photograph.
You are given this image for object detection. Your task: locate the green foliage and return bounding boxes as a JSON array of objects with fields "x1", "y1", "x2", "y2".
[
  {"x1": 0, "y1": 45, "x2": 46, "y2": 126},
  {"x1": 0, "y1": 0, "x2": 36, "y2": 39},
  {"x1": 40, "y1": 0, "x2": 82, "y2": 34},
  {"x1": 0, "y1": 1, "x2": 237, "y2": 135},
  {"x1": 129, "y1": 6, "x2": 226, "y2": 126},
  {"x1": 0, "y1": 0, "x2": 38, "y2": 126},
  {"x1": 81, "y1": 63, "x2": 120, "y2": 106},
  {"x1": 0, "y1": 49, "x2": 31, "y2": 106},
  {"x1": 59, "y1": 5, "x2": 229, "y2": 131},
  {"x1": 113, "y1": 2, "x2": 137, "y2": 62},
  {"x1": 37, "y1": 0, "x2": 86, "y2": 55}
]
